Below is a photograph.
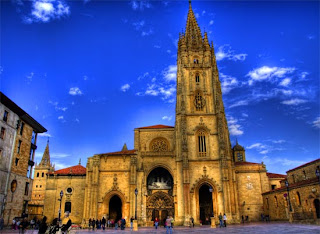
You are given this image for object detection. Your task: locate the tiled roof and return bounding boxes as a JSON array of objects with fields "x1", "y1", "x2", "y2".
[
  {"x1": 101, "y1": 149, "x2": 137, "y2": 156},
  {"x1": 136, "y1": 124, "x2": 174, "y2": 129},
  {"x1": 286, "y1": 158, "x2": 320, "y2": 173},
  {"x1": 235, "y1": 161, "x2": 260, "y2": 166},
  {"x1": 51, "y1": 165, "x2": 86, "y2": 175},
  {"x1": 267, "y1": 172, "x2": 287, "y2": 179}
]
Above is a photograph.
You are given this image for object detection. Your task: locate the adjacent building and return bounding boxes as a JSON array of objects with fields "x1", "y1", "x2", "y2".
[
  {"x1": 262, "y1": 159, "x2": 320, "y2": 224},
  {"x1": 0, "y1": 92, "x2": 47, "y2": 225}
]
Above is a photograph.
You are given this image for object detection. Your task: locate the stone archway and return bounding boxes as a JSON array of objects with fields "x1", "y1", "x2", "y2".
[
  {"x1": 99, "y1": 190, "x2": 127, "y2": 221},
  {"x1": 199, "y1": 184, "x2": 213, "y2": 224},
  {"x1": 146, "y1": 191, "x2": 174, "y2": 225},
  {"x1": 109, "y1": 195, "x2": 122, "y2": 222}
]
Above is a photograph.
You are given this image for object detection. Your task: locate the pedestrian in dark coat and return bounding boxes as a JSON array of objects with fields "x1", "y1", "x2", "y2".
[{"x1": 38, "y1": 216, "x2": 48, "y2": 234}]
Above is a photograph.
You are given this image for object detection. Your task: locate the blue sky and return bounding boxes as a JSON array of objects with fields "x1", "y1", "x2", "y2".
[{"x1": 1, "y1": 0, "x2": 319, "y2": 174}]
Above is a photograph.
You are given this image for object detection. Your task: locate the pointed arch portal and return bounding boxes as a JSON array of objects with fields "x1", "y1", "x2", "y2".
[
  {"x1": 109, "y1": 195, "x2": 122, "y2": 222},
  {"x1": 199, "y1": 184, "x2": 213, "y2": 224}
]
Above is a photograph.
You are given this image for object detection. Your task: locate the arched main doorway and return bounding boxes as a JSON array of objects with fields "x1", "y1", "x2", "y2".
[
  {"x1": 199, "y1": 184, "x2": 213, "y2": 225},
  {"x1": 109, "y1": 195, "x2": 122, "y2": 222},
  {"x1": 314, "y1": 199, "x2": 320, "y2": 218},
  {"x1": 146, "y1": 167, "x2": 174, "y2": 225}
]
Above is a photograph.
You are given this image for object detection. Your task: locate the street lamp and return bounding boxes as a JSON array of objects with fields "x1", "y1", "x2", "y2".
[
  {"x1": 284, "y1": 181, "x2": 292, "y2": 212},
  {"x1": 135, "y1": 188, "x2": 138, "y2": 220},
  {"x1": 58, "y1": 190, "x2": 64, "y2": 223}
]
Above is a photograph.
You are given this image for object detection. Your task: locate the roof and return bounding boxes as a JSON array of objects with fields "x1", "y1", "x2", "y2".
[
  {"x1": 100, "y1": 149, "x2": 137, "y2": 156},
  {"x1": 136, "y1": 124, "x2": 174, "y2": 129},
  {"x1": 0, "y1": 92, "x2": 47, "y2": 133},
  {"x1": 267, "y1": 172, "x2": 287, "y2": 179},
  {"x1": 286, "y1": 158, "x2": 320, "y2": 173},
  {"x1": 233, "y1": 144, "x2": 244, "y2": 151},
  {"x1": 51, "y1": 165, "x2": 86, "y2": 175},
  {"x1": 235, "y1": 161, "x2": 260, "y2": 166}
]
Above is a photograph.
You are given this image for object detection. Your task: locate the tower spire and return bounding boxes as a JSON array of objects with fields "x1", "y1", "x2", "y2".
[
  {"x1": 185, "y1": 0, "x2": 202, "y2": 48},
  {"x1": 40, "y1": 140, "x2": 50, "y2": 166}
]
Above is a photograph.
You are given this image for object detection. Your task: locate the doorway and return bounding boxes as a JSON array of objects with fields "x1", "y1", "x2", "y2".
[
  {"x1": 199, "y1": 184, "x2": 213, "y2": 225},
  {"x1": 314, "y1": 199, "x2": 320, "y2": 218},
  {"x1": 109, "y1": 195, "x2": 122, "y2": 222}
]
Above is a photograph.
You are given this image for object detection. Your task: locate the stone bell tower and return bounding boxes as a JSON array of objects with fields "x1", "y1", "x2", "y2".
[{"x1": 175, "y1": 1, "x2": 238, "y2": 224}]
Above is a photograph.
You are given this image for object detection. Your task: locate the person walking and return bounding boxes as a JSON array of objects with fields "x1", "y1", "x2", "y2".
[
  {"x1": 19, "y1": 218, "x2": 28, "y2": 234},
  {"x1": 120, "y1": 217, "x2": 126, "y2": 230},
  {"x1": 92, "y1": 218, "x2": 96, "y2": 230},
  {"x1": 223, "y1": 213, "x2": 227, "y2": 227},
  {"x1": 38, "y1": 216, "x2": 48, "y2": 234},
  {"x1": 130, "y1": 216, "x2": 134, "y2": 230},
  {"x1": 165, "y1": 216, "x2": 173, "y2": 234},
  {"x1": 190, "y1": 217, "x2": 194, "y2": 228},
  {"x1": 102, "y1": 217, "x2": 106, "y2": 230},
  {"x1": 218, "y1": 213, "x2": 223, "y2": 228},
  {"x1": 154, "y1": 217, "x2": 159, "y2": 229}
]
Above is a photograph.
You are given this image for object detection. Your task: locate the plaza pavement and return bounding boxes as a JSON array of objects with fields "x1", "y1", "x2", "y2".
[{"x1": 0, "y1": 222, "x2": 319, "y2": 234}]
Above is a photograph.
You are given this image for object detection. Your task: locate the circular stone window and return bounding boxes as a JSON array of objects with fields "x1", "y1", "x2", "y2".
[
  {"x1": 11, "y1": 180, "x2": 17, "y2": 193},
  {"x1": 67, "y1": 188, "x2": 73, "y2": 193}
]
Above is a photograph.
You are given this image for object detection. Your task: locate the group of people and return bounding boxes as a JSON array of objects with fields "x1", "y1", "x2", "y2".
[
  {"x1": 88, "y1": 217, "x2": 126, "y2": 230},
  {"x1": 218, "y1": 213, "x2": 228, "y2": 228}
]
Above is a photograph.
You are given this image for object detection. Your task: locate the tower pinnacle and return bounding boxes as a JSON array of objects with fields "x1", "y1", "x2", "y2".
[
  {"x1": 185, "y1": 0, "x2": 202, "y2": 48},
  {"x1": 39, "y1": 140, "x2": 51, "y2": 167}
]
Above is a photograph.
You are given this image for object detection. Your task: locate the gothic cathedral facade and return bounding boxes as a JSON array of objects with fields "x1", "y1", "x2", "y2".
[{"x1": 30, "y1": 2, "x2": 280, "y2": 226}]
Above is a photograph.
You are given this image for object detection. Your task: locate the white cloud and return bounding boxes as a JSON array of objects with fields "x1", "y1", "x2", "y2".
[
  {"x1": 272, "y1": 140, "x2": 286, "y2": 144},
  {"x1": 25, "y1": 0, "x2": 70, "y2": 23},
  {"x1": 163, "y1": 65, "x2": 177, "y2": 82},
  {"x1": 209, "y1": 20, "x2": 214, "y2": 25},
  {"x1": 133, "y1": 20, "x2": 145, "y2": 30},
  {"x1": 38, "y1": 132, "x2": 51, "y2": 137},
  {"x1": 159, "y1": 86, "x2": 176, "y2": 99},
  {"x1": 75, "y1": 118, "x2": 80, "y2": 123},
  {"x1": 54, "y1": 162, "x2": 71, "y2": 170},
  {"x1": 83, "y1": 75, "x2": 88, "y2": 80},
  {"x1": 299, "y1": 72, "x2": 309, "y2": 80},
  {"x1": 141, "y1": 29, "x2": 153, "y2": 36},
  {"x1": 220, "y1": 73, "x2": 238, "y2": 94},
  {"x1": 247, "y1": 66, "x2": 295, "y2": 85},
  {"x1": 229, "y1": 100, "x2": 248, "y2": 109},
  {"x1": 195, "y1": 13, "x2": 199, "y2": 18},
  {"x1": 58, "y1": 116, "x2": 64, "y2": 120},
  {"x1": 227, "y1": 116, "x2": 243, "y2": 136},
  {"x1": 69, "y1": 87, "x2": 83, "y2": 96},
  {"x1": 51, "y1": 153, "x2": 70, "y2": 159},
  {"x1": 145, "y1": 84, "x2": 159, "y2": 96},
  {"x1": 215, "y1": 45, "x2": 247, "y2": 62},
  {"x1": 26, "y1": 72, "x2": 34, "y2": 82},
  {"x1": 130, "y1": 1, "x2": 152, "y2": 11},
  {"x1": 202, "y1": 10, "x2": 206, "y2": 16},
  {"x1": 120, "y1": 84, "x2": 130, "y2": 92},
  {"x1": 167, "y1": 50, "x2": 171, "y2": 54},
  {"x1": 242, "y1": 113, "x2": 248, "y2": 118},
  {"x1": 247, "y1": 143, "x2": 266, "y2": 150},
  {"x1": 279, "y1": 78, "x2": 291, "y2": 87},
  {"x1": 259, "y1": 150, "x2": 269, "y2": 154},
  {"x1": 312, "y1": 117, "x2": 320, "y2": 129},
  {"x1": 281, "y1": 98, "x2": 307, "y2": 105},
  {"x1": 154, "y1": 45, "x2": 161, "y2": 49},
  {"x1": 48, "y1": 101, "x2": 67, "y2": 111},
  {"x1": 162, "y1": 116, "x2": 172, "y2": 121}
]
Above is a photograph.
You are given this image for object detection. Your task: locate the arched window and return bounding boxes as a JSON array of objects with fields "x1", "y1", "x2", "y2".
[
  {"x1": 193, "y1": 58, "x2": 199, "y2": 64},
  {"x1": 194, "y1": 92, "x2": 205, "y2": 111},
  {"x1": 65, "y1": 202, "x2": 71, "y2": 213},
  {"x1": 296, "y1": 192, "x2": 301, "y2": 206},
  {"x1": 274, "y1": 196, "x2": 278, "y2": 207},
  {"x1": 42, "y1": 172, "x2": 44, "y2": 177},
  {"x1": 195, "y1": 74, "x2": 200, "y2": 83},
  {"x1": 37, "y1": 172, "x2": 39, "y2": 177},
  {"x1": 150, "y1": 137, "x2": 169, "y2": 152},
  {"x1": 197, "y1": 129, "x2": 207, "y2": 157},
  {"x1": 266, "y1": 198, "x2": 269, "y2": 209}
]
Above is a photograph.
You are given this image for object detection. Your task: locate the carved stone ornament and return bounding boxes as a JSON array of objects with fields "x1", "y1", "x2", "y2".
[
  {"x1": 150, "y1": 138, "x2": 169, "y2": 152},
  {"x1": 194, "y1": 93, "x2": 206, "y2": 110},
  {"x1": 112, "y1": 174, "x2": 118, "y2": 190}
]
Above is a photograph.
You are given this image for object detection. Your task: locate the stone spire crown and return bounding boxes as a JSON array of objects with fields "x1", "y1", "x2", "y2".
[
  {"x1": 185, "y1": 1, "x2": 203, "y2": 48},
  {"x1": 39, "y1": 139, "x2": 51, "y2": 166}
]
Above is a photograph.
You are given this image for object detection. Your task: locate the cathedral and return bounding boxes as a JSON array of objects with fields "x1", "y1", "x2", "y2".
[{"x1": 29, "y1": 2, "x2": 287, "y2": 226}]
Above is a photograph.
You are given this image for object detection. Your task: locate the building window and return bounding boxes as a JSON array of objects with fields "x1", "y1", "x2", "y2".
[
  {"x1": 31, "y1": 131, "x2": 37, "y2": 145},
  {"x1": 303, "y1": 170, "x2": 307, "y2": 179},
  {"x1": 67, "y1": 188, "x2": 73, "y2": 194},
  {"x1": 40, "y1": 185, "x2": 42, "y2": 188},
  {"x1": 271, "y1": 185, "x2": 276, "y2": 190},
  {"x1": 15, "y1": 158, "x2": 19, "y2": 166},
  {"x1": 27, "y1": 165, "x2": 32, "y2": 178},
  {"x1": 0, "y1": 127, "x2": 5, "y2": 139},
  {"x1": 296, "y1": 192, "x2": 301, "y2": 206},
  {"x1": 20, "y1": 122, "x2": 24, "y2": 135},
  {"x1": 24, "y1": 182, "x2": 29, "y2": 195},
  {"x1": 195, "y1": 74, "x2": 200, "y2": 83},
  {"x1": 64, "y1": 202, "x2": 71, "y2": 213},
  {"x1": 266, "y1": 198, "x2": 269, "y2": 209},
  {"x1": 3, "y1": 110, "x2": 8, "y2": 122},
  {"x1": 42, "y1": 172, "x2": 44, "y2": 177},
  {"x1": 29, "y1": 147, "x2": 35, "y2": 161},
  {"x1": 194, "y1": 92, "x2": 205, "y2": 111},
  {"x1": 193, "y1": 58, "x2": 199, "y2": 64},
  {"x1": 150, "y1": 137, "x2": 169, "y2": 152},
  {"x1": 237, "y1": 152, "x2": 243, "y2": 161},
  {"x1": 274, "y1": 196, "x2": 278, "y2": 207},
  {"x1": 36, "y1": 185, "x2": 38, "y2": 188},
  {"x1": 37, "y1": 172, "x2": 39, "y2": 177},
  {"x1": 197, "y1": 129, "x2": 207, "y2": 157},
  {"x1": 17, "y1": 140, "x2": 22, "y2": 154},
  {"x1": 292, "y1": 174, "x2": 295, "y2": 183}
]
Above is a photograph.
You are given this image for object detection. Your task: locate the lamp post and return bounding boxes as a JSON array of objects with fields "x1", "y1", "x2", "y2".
[
  {"x1": 58, "y1": 190, "x2": 63, "y2": 223},
  {"x1": 134, "y1": 188, "x2": 138, "y2": 220},
  {"x1": 316, "y1": 168, "x2": 320, "y2": 185},
  {"x1": 284, "y1": 181, "x2": 292, "y2": 212}
]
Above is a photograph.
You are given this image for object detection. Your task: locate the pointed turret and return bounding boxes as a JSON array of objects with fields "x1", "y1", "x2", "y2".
[
  {"x1": 39, "y1": 139, "x2": 50, "y2": 166},
  {"x1": 185, "y1": 1, "x2": 202, "y2": 48},
  {"x1": 122, "y1": 143, "x2": 128, "y2": 151}
]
